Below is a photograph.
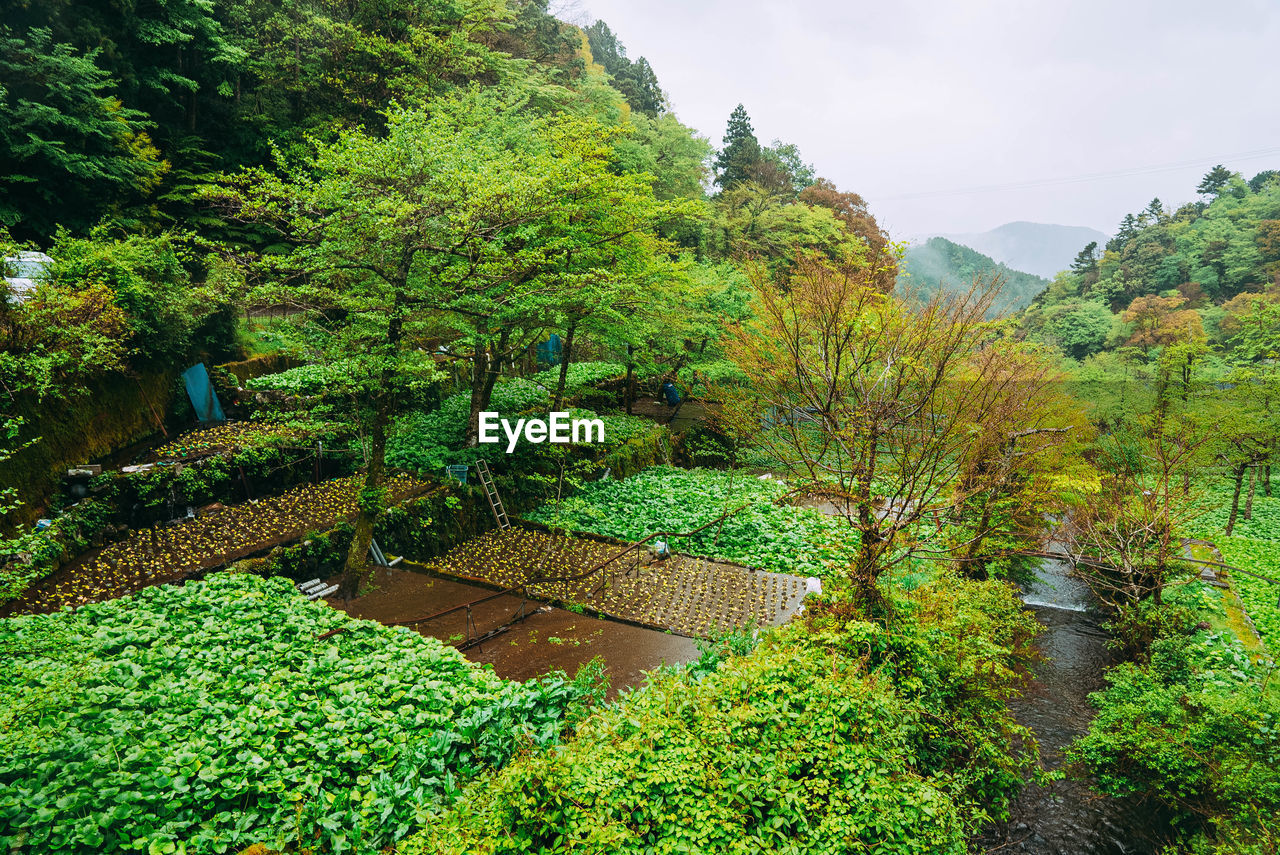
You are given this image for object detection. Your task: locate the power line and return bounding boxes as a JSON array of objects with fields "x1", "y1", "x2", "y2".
[{"x1": 878, "y1": 145, "x2": 1280, "y2": 202}]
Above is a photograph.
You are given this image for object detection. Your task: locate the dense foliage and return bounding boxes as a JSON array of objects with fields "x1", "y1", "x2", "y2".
[
  {"x1": 1022, "y1": 168, "x2": 1280, "y2": 361},
  {"x1": 0, "y1": 574, "x2": 595, "y2": 854},
  {"x1": 899, "y1": 236, "x2": 1049, "y2": 316},
  {"x1": 1071, "y1": 580, "x2": 1280, "y2": 854},
  {"x1": 1217, "y1": 531, "x2": 1280, "y2": 649},
  {"x1": 406, "y1": 573, "x2": 1036, "y2": 854}
]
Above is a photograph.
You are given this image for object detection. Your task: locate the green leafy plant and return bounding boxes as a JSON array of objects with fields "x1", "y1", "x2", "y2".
[
  {"x1": 0, "y1": 575, "x2": 595, "y2": 854},
  {"x1": 527, "y1": 465, "x2": 860, "y2": 578}
]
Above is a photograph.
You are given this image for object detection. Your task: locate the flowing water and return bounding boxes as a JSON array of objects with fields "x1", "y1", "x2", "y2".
[{"x1": 979, "y1": 551, "x2": 1164, "y2": 854}]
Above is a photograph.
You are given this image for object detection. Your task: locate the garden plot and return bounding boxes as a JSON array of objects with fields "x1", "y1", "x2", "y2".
[
  {"x1": 425, "y1": 527, "x2": 812, "y2": 637},
  {"x1": 4, "y1": 473, "x2": 428, "y2": 615},
  {"x1": 148, "y1": 420, "x2": 307, "y2": 461}
]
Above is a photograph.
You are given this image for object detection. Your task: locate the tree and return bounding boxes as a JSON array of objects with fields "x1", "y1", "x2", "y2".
[
  {"x1": 723, "y1": 256, "x2": 1026, "y2": 610},
  {"x1": 0, "y1": 27, "x2": 167, "y2": 238},
  {"x1": 1143, "y1": 198, "x2": 1165, "y2": 225},
  {"x1": 584, "y1": 20, "x2": 665, "y2": 116},
  {"x1": 1043, "y1": 301, "x2": 1113, "y2": 359},
  {"x1": 1070, "y1": 241, "x2": 1100, "y2": 282},
  {"x1": 209, "y1": 96, "x2": 680, "y2": 596},
  {"x1": 713, "y1": 104, "x2": 762, "y2": 191},
  {"x1": 947, "y1": 345, "x2": 1083, "y2": 580},
  {"x1": 1197, "y1": 164, "x2": 1234, "y2": 199},
  {"x1": 798, "y1": 178, "x2": 894, "y2": 285},
  {"x1": 1122, "y1": 294, "x2": 1204, "y2": 356},
  {"x1": 1248, "y1": 170, "x2": 1280, "y2": 193}
]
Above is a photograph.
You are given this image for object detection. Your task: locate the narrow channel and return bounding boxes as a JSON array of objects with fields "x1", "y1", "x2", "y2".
[{"x1": 980, "y1": 550, "x2": 1163, "y2": 854}]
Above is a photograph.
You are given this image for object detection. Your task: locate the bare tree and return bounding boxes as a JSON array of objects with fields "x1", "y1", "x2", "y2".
[
  {"x1": 1069, "y1": 416, "x2": 1207, "y2": 608},
  {"x1": 723, "y1": 255, "x2": 1038, "y2": 609}
]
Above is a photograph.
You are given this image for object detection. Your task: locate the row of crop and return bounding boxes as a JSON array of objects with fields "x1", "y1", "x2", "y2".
[
  {"x1": 526, "y1": 465, "x2": 859, "y2": 579},
  {"x1": 0, "y1": 574, "x2": 598, "y2": 855},
  {"x1": 1, "y1": 426, "x2": 359, "y2": 605}
]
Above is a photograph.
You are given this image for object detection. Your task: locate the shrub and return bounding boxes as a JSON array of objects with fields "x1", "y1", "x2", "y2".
[{"x1": 1071, "y1": 615, "x2": 1280, "y2": 852}]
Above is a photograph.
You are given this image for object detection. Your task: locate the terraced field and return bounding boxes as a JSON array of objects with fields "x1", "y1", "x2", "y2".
[
  {"x1": 4, "y1": 474, "x2": 429, "y2": 615},
  {"x1": 424, "y1": 527, "x2": 814, "y2": 637}
]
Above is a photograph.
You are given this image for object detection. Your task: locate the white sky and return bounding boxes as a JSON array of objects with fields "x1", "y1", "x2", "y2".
[{"x1": 569, "y1": 0, "x2": 1280, "y2": 240}]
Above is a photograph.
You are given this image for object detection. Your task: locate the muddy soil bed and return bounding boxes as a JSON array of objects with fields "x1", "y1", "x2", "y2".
[
  {"x1": 330, "y1": 565, "x2": 700, "y2": 697},
  {"x1": 423, "y1": 527, "x2": 810, "y2": 637},
  {"x1": 3, "y1": 474, "x2": 428, "y2": 616}
]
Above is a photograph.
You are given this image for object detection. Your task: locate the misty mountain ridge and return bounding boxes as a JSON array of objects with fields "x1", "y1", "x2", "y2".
[
  {"x1": 933, "y1": 221, "x2": 1109, "y2": 279},
  {"x1": 897, "y1": 237, "x2": 1049, "y2": 317}
]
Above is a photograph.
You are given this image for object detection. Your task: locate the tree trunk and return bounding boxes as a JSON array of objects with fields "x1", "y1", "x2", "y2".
[
  {"x1": 552, "y1": 322, "x2": 576, "y2": 411},
  {"x1": 852, "y1": 533, "x2": 890, "y2": 616},
  {"x1": 1266, "y1": 464, "x2": 1272, "y2": 498},
  {"x1": 466, "y1": 342, "x2": 489, "y2": 447},
  {"x1": 960, "y1": 498, "x2": 994, "y2": 581},
  {"x1": 1225, "y1": 464, "x2": 1246, "y2": 536},
  {"x1": 624, "y1": 346, "x2": 635, "y2": 415},
  {"x1": 467, "y1": 329, "x2": 510, "y2": 445},
  {"x1": 340, "y1": 277, "x2": 407, "y2": 598},
  {"x1": 339, "y1": 406, "x2": 389, "y2": 600},
  {"x1": 1244, "y1": 465, "x2": 1257, "y2": 521}
]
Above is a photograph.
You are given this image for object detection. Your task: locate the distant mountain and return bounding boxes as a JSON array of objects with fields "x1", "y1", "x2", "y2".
[
  {"x1": 934, "y1": 222, "x2": 1109, "y2": 279},
  {"x1": 897, "y1": 237, "x2": 1049, "y2": 316}
]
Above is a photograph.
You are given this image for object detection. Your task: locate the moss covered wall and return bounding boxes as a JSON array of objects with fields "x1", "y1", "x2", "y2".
[{"x1": 1, "y1": 367, "x2": 182, "y2": 528}]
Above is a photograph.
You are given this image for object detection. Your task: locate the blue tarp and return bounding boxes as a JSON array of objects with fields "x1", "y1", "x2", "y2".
[
  {"x1": 182, "y1": 363, "x2": 226, "y2": 423},
  {"x1": 536, "y1": 333, "x2": 562, "y2": 367}
]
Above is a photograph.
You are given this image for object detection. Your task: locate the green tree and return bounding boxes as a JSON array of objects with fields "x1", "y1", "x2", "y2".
[
  {"x1": 583, "y1": 19, "x2": 665, "y2": 117},
  {"x1": 0, "y1": 27, "x2": 167, "y2": 238},
  {"x1": 1043, "y1": 301, "x2": 1113, "y2": 359},
  {"x1": 713, "y1": 104, "x2": 762, "y2": 191},
  {"x1": 1196, "y1": 164, "x2": 1234, "y2": 198},
  {"x1": 210, "y1": 96, "x2": 680, "y2": 595}
]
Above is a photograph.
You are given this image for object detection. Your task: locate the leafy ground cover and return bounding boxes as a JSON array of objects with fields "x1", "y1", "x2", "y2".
[
  {"x1": 1192, "y1": 488, "x2": 1280, "y2": 653},
  {"x1": 529, "y1": 361, "x2": 626, "y2": 396},
  {"x1": 403, "y1": 572, "x2": 1038, "y2": 854},
  {"x1": 1194, "y1": 487, "x2": 1280, "y2": 541},
  {"x1": 527, "y1": 465, "x2": 860, "y2": 578},
  {"x1": 0, "y1": 574, "x2": 595, "y2": 855},
  {"x1": 1217, "y1": 537, "x2": 1280, "y2": 650}
]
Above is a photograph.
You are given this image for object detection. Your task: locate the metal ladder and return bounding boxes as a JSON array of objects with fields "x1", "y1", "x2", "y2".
[{"x1": 474, "y1": 459, "x2": 510, "y2": 530}]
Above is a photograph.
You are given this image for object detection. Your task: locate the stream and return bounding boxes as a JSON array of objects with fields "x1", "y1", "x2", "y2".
[{"x1": 979, "y1": 550, "x2": 1164, "y2": 854}]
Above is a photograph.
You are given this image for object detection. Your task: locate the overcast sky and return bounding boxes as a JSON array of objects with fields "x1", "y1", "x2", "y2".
[{"x1": 569, "y1": 0, "x2": 1280, "y2": 241}]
